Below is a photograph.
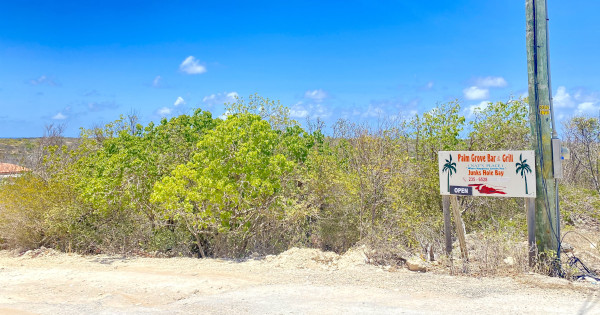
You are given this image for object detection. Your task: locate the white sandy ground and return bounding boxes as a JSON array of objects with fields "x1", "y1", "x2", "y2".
[{"x1": 0, "y1": 247, "x2": 599, "y2": 315}]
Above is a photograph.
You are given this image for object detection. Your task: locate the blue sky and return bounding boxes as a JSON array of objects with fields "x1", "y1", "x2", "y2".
[{"x1": 1, "y1": 0, "x2": 599, "y2": 137}]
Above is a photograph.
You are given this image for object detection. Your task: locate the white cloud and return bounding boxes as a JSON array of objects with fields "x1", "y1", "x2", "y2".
[
  {"x1": 157, "y1": 107, "x2": 172, "y2": 116},
  {"x1": 347, "y1": 98, "x2": 419, "y2": 120},
  {"x1": 289, "y1": 101, "x2": 330, "y2": 119},
  {"x1": 152, "y1": 75, "x2": 162, "y2": 88},
  {"x1": 362, "y1": 104, "x2": 386, "y2": 118},
  {"x1": 179, "y1": 56, "x2": 207, "y2": 74},
  {"x1": 576, "y1": 102, "x2": 600, "y2": 115},
  {"x1": 463, "y1": 86, "x2": 489, "y2": 100},
  {"x1": 553, "y1": 86, "x2": 574, "y2": 108},
  {"x1": 52, "y1": 112, "x2": 67, "y2": 120},
  {"x1": 202, "y1": 92, "x2": 238, "y2": 106},
  {"x1": 553, "y1": 86, "x2": 600, "y2": 116},
  {"x1": 476, "y1": 76, "x2": 507, "y2": 88},
  {"x1": 174, "y1": 96, "x2": 185, "y2": 107},
  {"x1": 468, "y1": 101, "x2": 491, "y2": 116},
  {"x1": 310, "y1": 104, "x2": 330, "y2": 119},
  {"x1": 219, "y1": 110, "x2": 231, "y2": 120},
  {"x1": 425, "y1": 81, "x2": 434, "y2": 89},
  {"x1": 304, "y1": 89, "x2": 328, "y2": 102},
  {"x1": 574, "y1": 89, "x2": 599, "y2": 104},
  {"x1": 289, "y1": 102, "x2": 309, "y2": 118}
]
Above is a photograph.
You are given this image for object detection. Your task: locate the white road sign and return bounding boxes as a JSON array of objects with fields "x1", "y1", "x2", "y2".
[{"x1": 438, "y1": 151, "x2": 536, "y2": 198}]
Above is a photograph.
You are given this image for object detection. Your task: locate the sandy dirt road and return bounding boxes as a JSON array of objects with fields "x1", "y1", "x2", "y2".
[{"x1": 0, "y1": 248, "x2": 599, "y2": 314}]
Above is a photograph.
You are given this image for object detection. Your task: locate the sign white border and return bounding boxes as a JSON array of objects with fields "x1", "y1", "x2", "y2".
[{"x1": 438, "y1": 151, "x2": 536, "y2": 198}]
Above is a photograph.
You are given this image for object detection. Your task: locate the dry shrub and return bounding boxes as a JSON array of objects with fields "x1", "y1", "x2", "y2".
[
  {"x1": 440, "y1": 229, "x2": 531, "y2": 276},
  {"x1": 0, "y1": 174, "x2": 70, "y2": 250}
]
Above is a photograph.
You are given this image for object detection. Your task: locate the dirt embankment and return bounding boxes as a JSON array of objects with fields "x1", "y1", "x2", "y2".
[{"x1": 0, "y1": 247, "x2": 599, "y2": 314}]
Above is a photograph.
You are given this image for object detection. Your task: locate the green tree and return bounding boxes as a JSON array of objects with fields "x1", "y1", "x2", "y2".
[
  {"x1": 468, "y1": 99, "x2": 530, "y2": 151},
  {"x1": 463, "y1": 98, "x2": 530, "y2": 231},
  {"x1": 65, "y1": 109, "x2": 217, "y2": 253},
  {"x1": 151, "y1": 113, "x2": 305, "y2": 257},
  {"x1": 414, "y1": 100, "x2": 466, "y2": 161},
  {"x1": 562, "y1": 116, "x2": 600, "y2": 192}
]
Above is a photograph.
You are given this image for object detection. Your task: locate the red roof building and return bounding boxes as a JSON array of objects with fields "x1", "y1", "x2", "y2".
[{"x1": 0, "y1": 163, "x2": 29, "y2": 177}]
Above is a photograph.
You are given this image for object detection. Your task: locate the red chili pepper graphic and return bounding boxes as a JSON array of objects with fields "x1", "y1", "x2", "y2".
[{"x1": 468, "y1": 184, "x2": 506, "y2": 195}]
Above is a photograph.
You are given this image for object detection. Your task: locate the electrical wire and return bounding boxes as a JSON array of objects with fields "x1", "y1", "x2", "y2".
[
  {"x1": 560, "y1": 231, "x2": 600, "y2": 282},
  {"x1": 531, "y1": 0, "x2": 563, "y2": 274}
]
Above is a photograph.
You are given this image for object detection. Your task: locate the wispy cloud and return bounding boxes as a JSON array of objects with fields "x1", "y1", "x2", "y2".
[
  {"x1": 48, "y1": 100, "x2": 117, "y2": 121},
  {"x1": 476, "y1": 76, "x2": 507, "y2": 88},
  {"x1": 340, "y1": 98, "x2": 419, "y2": 121},
  {"x1": 304, "y1": 89, "x2": 328, "y2": 102},
  {"x1": 174, "y1": 96, "x2": 186, "y2": 106},
  {"x1": 153, "y1": 75, "x2": 162, "y2": 88},
  {"x1": 463, "y1": 86, "x2": 489, "y2": 100},
  {"x1": 289, "y1": 103, "x2": 310, "y2": 118},
  {"x1": 288, "y1": 89, "x2": 333, "y2": 119},
  {"x1": 156, "y1": 97, "x2": 187, "y2": 118},
  {"x1": 202, "y1": 92, "x2": 238, "y2": 107},
  {"x1": 179, "y1": 56, "x2": 207, "y2": 74},
  {"x1": 420, "y1": 81, "x2": 434, "y2": 91},
  {"x1": 83, "y1": 89, "x2": 100, "y2": 97},
  {"x1": 576, "y1": 102, "x2": 599, "y2": 114},
  {"x1": 52, "y1": 112, "x2": 67, "y2": 120},
  {"x1": 362, "y1": 104, "x2": 387, "y2": 118},
  {"x1": 29, "y1": 75, "x2": 59, "y2": 86},
  {"x1": 552, "y1": 86, "x2": 600, "y2": 115},
  {"x1": 87, "y1": 101, "x2": 118, "y2": 112},
  {"x1": 361, "y1": 99, "x2": 418, "y2": 119},
  {"x1": 289, "y1": 101, "x2": 330, "y2": 119},
  {"x1": 157, "y1": 107, "x2": 172, "y2": 116},
  {"x1": 467, "y1": 100, "x2": 491, "y2": 116}
]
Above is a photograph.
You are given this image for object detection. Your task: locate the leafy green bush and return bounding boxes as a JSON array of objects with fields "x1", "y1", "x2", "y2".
[
  {"x1": 152, "y1": 113, "x2": 309, "y2": 257},
  {"x1": 6, "y1": 95, "x2": 585, "y2": 271}
]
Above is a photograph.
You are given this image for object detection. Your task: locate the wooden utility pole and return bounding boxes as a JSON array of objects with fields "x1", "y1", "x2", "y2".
[{"x1": 525, "y1": 0, "x2": 559, "y2": 254}]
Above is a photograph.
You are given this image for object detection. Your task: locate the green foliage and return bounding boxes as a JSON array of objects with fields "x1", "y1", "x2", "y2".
[
  {"x1": 459, "y1": 99, "x2": 531, "y2": 231},
  {"x1": 562, "y1": 115, "x2": 600, "y2": 192},
  {"x1": 9, "y1": 95, "x2": 587, "y2": 269},
  {"x1": 152, "y1": 113, "x2": 307, "y2": 257},
  {"x1": 413, "y1": 100, "x2": 466, "y2": 160},
  {"x1": 559, "y1": 183, "x2": 600, "y2": 225},
  {"x1": 225, "y1": 94, "x2": 293, "y2": 130},
  {"x1": 40, "y1": 109, "x2": 218, "y2": 254},
  {"x1": 468, "y1": 99, "x2": 530, "y2": 151}
]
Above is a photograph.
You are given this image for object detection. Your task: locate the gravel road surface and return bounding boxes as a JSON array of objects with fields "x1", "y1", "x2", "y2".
[{"x1": 0, "y1": 248, "x2": 598, "y2": 314}]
